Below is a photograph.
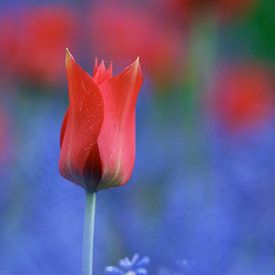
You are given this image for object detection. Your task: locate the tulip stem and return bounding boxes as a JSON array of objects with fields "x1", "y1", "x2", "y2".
[{"x1": 82, "y1": 190, "x2": 97, "y2": 275}]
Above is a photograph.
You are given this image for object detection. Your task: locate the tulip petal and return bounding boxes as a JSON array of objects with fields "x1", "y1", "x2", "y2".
[
  {"x1": 60, "y1": 108, "x2": 69, "y2": 148},
  {"x1": 93, "y1": 60, "x2": 113, "y2": 85},
  {"x1": 97, "y1": 58, "x2": 142, "y2": 189},
  {"x1": 93, "y1": 57, "x2": 99, "y2": 75},
  {"x1": 59, "y1": 49, "x2": 104, "y2": 190}
]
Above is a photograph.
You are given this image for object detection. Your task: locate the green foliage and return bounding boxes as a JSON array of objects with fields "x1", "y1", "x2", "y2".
[{"x1": 228, "y1": 0, "x2": 275, "y2": 63}]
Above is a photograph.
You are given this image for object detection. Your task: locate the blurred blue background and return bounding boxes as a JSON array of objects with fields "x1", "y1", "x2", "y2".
[{"x1": 0, "y1": 0, "x2": 275, "y2": 274}]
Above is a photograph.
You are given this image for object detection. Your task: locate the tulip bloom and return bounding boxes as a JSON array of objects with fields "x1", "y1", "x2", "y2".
[{"x1": 59, "y1": 50, "x2": 142, "y2": 191}]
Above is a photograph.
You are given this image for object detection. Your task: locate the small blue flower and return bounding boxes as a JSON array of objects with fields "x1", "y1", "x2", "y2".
[{"x1": 105, "y1": 254, "x2": 150, "y2": 275}]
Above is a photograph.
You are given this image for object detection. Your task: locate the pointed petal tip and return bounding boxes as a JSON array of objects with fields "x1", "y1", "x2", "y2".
[
  {"x1": 132, "y1": 57, "x2": 141, "y2": 71},
  {"x1": 132, "y1": 57, "x2": 142, "y2": 77},
  {"x1": 113, "y1": 57, "x2": 142, "y2": 82},
  {"x1": 93, "y1": 57, "x2": 99, "y2": 75},
  {"x1": 65, "y1": 47, "x2": 72, "y2": 57},
  {"x1": 65, "y1": 48, "x2": 74, "y2": 66}
]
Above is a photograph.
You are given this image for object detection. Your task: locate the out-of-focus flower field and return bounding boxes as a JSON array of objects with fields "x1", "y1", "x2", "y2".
[{"x1": 0, "y1": 0, "x2": 274, "y2": 274}]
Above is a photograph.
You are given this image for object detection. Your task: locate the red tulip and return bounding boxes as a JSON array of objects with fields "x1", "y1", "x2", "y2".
[
  {"x1": 59, "y1": 50, "x2": 142, "y2": 191},
  {"x1": 212, "y1": 64, "x2": 273, "y2": 131}
]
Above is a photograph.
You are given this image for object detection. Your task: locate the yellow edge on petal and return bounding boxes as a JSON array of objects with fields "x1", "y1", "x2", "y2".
[{"x1": 97, "y1": 58, "x2": 141, "y2": 191}]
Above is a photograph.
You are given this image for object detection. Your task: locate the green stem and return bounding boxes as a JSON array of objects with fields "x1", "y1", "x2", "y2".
[{"x1": 82, "y1": 191, "x2": 97, "y2": 275}]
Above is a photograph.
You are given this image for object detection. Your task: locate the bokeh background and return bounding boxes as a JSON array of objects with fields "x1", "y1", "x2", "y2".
[{"x1": 0, "y1": 0, "x2": 275, "y2": 274}]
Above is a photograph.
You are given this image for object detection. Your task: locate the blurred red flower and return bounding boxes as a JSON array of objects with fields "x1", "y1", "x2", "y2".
[
  {"x1": 59, "y1": 50, "x2": 142, "y2": 191},
  {"x1": 88, "y1": 4, "x2": 183, "y2": 88},
  {"x1": 0, "y1": 11, "x2": 21, "y2": 86},
  {"x1": 155, "y1": 0, "x2": 255, "y2": 23},
  {"x1": 17, "y1": 6, "x2": 77, "y2": 87},
  {"x1": 212, "y1": 64, "x2": 274, "y2": 131}
]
